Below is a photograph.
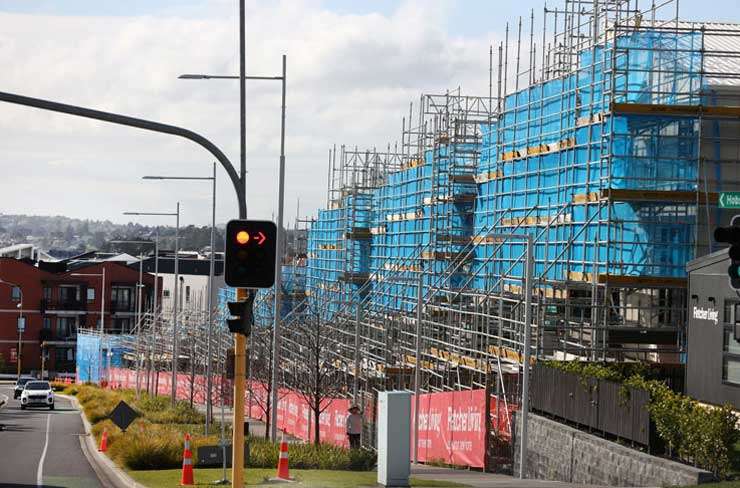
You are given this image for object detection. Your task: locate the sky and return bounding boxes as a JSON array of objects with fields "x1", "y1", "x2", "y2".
[{"x1": 0, "y1": 0, "x2": 737, "y2": 228}]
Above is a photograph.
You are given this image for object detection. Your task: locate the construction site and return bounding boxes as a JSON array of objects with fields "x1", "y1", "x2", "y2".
[
  {"x1": 75, "y1": 0, "x2": 740, "y2": 468},
  {"x1": 278, "y1": 0, "x2": 740, "y2": 422}
]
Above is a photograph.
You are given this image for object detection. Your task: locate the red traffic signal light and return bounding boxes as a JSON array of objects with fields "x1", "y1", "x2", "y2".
[{"x1": 225, "y1": 219, "x2": 277, "y2": 288}]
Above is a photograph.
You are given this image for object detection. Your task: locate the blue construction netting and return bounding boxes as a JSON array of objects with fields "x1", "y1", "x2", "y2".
[
  {"x1": 305, "y1": 192, "x2": 374, "y2": 319},
  {"x1": 75, "y1": 332, "x2": 130, "y2": 383},
  {"x1": 219, "y1": 264, "x2": 307, "y2": 327},
  {"x1": 472, "y1": 29, "x2": 704, "y2": 291},
  {"x1": 300, "y1": 28, "x2": 708, "y2": 312},
  {"x1": 368, "y1": 143, "x2": 478, "y2": 312}
]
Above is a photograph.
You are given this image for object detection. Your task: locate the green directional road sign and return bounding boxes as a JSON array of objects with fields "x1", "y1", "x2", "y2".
[{"x1": 719, "y1": 192, "x2": 740, "y2": 209}]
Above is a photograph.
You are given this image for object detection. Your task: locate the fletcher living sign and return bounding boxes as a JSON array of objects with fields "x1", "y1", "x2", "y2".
[{"x1": 693, "y1": 306, "x2": 719, "y2": 325}]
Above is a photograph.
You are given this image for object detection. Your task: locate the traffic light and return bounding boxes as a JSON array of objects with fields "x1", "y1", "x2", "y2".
[
  {"x1": 226, "y1": 348, "x2": 235, "y2": 379},
  {"x1": 227, "y1": 296, "x2": 253, "y2": 336},
  {"x1": 714, "y1": 224, "x2": 740, "y2": 289},
  {"x1": 224, "y1": 219, "x2": 277, "y2": 288}
]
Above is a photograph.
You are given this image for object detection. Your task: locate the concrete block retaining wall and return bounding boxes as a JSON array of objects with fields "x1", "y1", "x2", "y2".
[{"x1": 513, "y1": 413, "x2": 714, "y2": 487}]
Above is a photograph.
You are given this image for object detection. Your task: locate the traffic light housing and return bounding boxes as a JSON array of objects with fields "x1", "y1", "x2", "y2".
[
  {"x1": 714, "y1": 225, "x2": 740, "y2": 289},
  {"x1": 224, "y1": 219, "x2": 277, "y2": 288},
  {"x1": 227, "y1": 296, "x2": 253, "y2": 336}
]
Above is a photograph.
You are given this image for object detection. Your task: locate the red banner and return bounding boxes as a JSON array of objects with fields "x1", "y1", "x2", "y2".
[
  {"x1": 107, "y1": 368, "x2": 515, "y2": 468},
  {"x1": 411, "y1": 389, "x2": 517, "y2": 468}
]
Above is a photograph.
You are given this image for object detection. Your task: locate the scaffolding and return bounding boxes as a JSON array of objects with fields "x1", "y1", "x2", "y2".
[{"x1": 279, "y1": 0, "x2": 740, "y2": 409}]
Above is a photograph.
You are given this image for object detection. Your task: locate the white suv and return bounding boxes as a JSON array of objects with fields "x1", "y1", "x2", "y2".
[{"x1": 20, "y1": 381, "x2": 54, "y2": 410}]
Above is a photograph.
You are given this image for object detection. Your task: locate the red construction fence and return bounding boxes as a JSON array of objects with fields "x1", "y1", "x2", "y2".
[{"x1": 105, "y1": 368, "x2": 516, "y2": 468}]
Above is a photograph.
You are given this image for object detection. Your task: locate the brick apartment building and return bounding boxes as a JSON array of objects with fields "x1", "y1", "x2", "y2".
[{"x1": 0, "y1": 256, "x2": 160, "y2": 376}]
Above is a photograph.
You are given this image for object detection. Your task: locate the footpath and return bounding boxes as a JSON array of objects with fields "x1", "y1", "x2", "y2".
[{"x1": 409, "y1": 464, "x2": 613, "y2": 488}]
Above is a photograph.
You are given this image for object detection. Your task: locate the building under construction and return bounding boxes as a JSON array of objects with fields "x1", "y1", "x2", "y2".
[{"x1": 270, "y1": 0, "x2": 740, "y2": 405}]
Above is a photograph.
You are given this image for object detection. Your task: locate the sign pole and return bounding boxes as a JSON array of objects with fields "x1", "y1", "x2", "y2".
[{"x1": 231, "y1": 289, "x2": 248, "y2": 483}]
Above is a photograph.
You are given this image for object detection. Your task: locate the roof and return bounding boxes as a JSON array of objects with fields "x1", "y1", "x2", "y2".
[{"x1": 686, "y1": 247, "x2": 729, "y2": 272}]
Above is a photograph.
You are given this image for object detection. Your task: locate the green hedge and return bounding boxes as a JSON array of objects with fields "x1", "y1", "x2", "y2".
[
  {"x1": 543, "y1": 361, "x2": 740, "y2": 479},
  {"x1": 244, "y1": 437, "x2": 376, "y2": 471}
]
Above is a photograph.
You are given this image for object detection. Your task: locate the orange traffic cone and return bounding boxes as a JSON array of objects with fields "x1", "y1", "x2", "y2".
[
  {"x1": 181, "y1": 433, "x2": 194, "y2": 485},
  {"x1": 276, "y1": 435, "x2": 291, "y2": 480},
  {"x1": 98, "y1": 429, "x2": 108, "y2": 452}
]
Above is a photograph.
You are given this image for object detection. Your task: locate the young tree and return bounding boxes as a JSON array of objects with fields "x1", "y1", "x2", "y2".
[
  {"x1": 285, "y1": 308, "x2": 348, "y2": 445},
  {"x1": 247, "y1": 324, "x2": 288, "y2": 438}
]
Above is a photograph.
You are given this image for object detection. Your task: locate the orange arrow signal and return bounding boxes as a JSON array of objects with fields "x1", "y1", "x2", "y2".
[{"x1": 256, "y1": 231, "x2": 267, "y2": 245}]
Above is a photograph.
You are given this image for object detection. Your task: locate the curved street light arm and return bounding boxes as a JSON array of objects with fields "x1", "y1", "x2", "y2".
[{"x1": 0, "y1": 90, "x2": 245, "y2": 218}]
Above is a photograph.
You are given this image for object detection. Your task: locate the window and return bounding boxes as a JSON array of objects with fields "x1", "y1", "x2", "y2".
[
  {"x1": 42, "y1": 287, "x2": 52, "y2": 301},
  {"x1": 43, "y1": 317, "x2": 52, "y2": 330},
  {"x1": 723, "y1": 358, "x2": 740, "y2": 385},
  {"x1": 114, "y1": 318, "x2": 131, "y2": 334},
  {"x1": 722, "y1": 301, "x2": 740, "y2": 386},
  {"x1": 87, "y1": 288, "x2": 95, "y2": 302},
  {"x1": 185, "y1": 286, "x2": 191, "y2": 303},
  {"x1": 163, "y1": 289, "x2": 171, "y2": 298},
  {"x1": 111, "y1": 287, "x2": 133, "y2": 311},
  {"x1": 11, "y1": 286, "x2": 20, "y2": 301},
  {"x1": 59, "y1": 285, "x2": 79, "y2": 302},
  {"x1": 57, "y1": 317, "x2": 77, "y2": 338},
  {"x1": 55, "y1": 348, "x2": 67, "y2": 362}
]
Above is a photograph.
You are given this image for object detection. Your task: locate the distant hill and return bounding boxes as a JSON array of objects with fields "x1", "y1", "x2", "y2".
[
  {"x1": 0, "y1": 213, "x2": 224, "y2": 255},
  {"x1": 0, "y1": 214, "x2": 304, "y2": 259}
]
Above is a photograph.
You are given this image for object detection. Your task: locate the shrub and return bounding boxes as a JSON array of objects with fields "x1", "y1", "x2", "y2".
[
  {"x1": 108, "y1": 429, "x2": 182, "y2": 470},
  {"x1": 243, "y1": 438, "x2": 375, "y2": 471}
]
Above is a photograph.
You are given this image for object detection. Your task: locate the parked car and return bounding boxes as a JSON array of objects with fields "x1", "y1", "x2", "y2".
[
  {"x1": 13, "y1": 377, "x2": 34, "y2": 399},
  {"x1": 20, "y1": 381, "x2": 54, "y2": 410}
]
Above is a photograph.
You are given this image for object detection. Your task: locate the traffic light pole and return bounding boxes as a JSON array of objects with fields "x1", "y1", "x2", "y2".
[{"x1": 233, "y1": 1, "x2": 248, "y2": 485}]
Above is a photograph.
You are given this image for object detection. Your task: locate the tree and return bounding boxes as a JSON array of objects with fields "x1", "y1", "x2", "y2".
[
  {"x1": 247, "y1": 324, "x2": 288, "y2": 438},
  {"x1": 285, "y1": 308, "x2": 348, "y2": 445}
]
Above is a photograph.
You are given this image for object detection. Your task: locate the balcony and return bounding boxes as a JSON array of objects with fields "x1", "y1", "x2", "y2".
[
  {"x1": 38, "y1": 329, "x2": 77, "y2": 343},
  {"x1": 40, "y1": 299, "x2": 87, "y2": 312}
]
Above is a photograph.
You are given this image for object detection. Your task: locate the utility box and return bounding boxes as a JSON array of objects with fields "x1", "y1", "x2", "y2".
[{"x1": 377, "y1": 391, "x2": 411, "y2": 487}]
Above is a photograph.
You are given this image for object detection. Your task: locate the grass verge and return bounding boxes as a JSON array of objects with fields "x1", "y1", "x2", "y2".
[{"x1": 129, "y1": 468, "x2": 467, "y2": 488}]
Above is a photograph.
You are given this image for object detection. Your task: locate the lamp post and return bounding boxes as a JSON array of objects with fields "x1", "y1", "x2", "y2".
[
  {"x1": 179, "y1": 54, "x2": 287, "y2": 442},
  {"x1": 110, "y1": 239, "x2": 159, "y2": 399},
  {"x1": 124, "y1": 206, "x2": 181, "y2": 407},
  {"x1": 142, "y1": 163, "x2": 218, "y2": 434},
  {"x1": 71, "y1": 268, "x2": 106, "y2": 383}
]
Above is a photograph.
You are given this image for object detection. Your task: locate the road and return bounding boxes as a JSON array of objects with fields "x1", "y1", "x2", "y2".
[{"x1": 0, "y1": 383, "x2": 103, "y2": 488}]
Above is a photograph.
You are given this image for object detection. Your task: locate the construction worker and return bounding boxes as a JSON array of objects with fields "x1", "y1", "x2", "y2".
[{"x1": 346, "y1": 405, "x2": 362, "y2": 449}]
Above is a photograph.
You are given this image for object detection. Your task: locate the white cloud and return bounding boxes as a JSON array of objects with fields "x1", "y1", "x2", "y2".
[{"x1": 0, "y1": 0, "x2": 496, "y2": 228}]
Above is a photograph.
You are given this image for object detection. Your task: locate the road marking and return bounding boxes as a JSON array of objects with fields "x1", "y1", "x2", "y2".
[{"x1": 37, "y1": 413, "x2": 51, "y2": 487}]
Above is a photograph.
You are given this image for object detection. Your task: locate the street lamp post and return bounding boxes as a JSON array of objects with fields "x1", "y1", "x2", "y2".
[
  {"x1": 142, "y1": 164, "x2": 217, "y2": 434},
  {"x1": 179, "y1": 54, "x2": 287, "y2": 442},
  {"x1": 124, "y1": 206, "x2": 181, "y2": 407},
  {"x1": 71, "y1": 268, "x2": 106, "y2": 383}
]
